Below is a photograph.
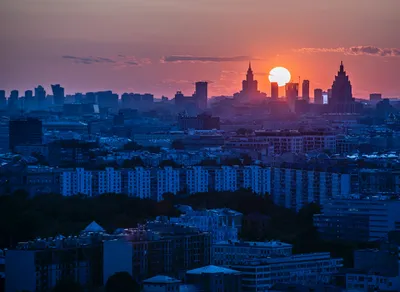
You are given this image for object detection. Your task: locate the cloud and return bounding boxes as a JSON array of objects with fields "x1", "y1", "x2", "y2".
[
  {"x1": 161, "y1": 55, "x2": 257, "y2": 63},
  {"x1": 294, "y1": 46, "x2": 400, "y2": 57},
  {"x1": 62, "y1": 55, "x2": 150, "y2": 67}
]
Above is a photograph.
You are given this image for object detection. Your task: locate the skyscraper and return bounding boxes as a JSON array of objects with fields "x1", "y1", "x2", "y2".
[
  {"x1": 271, "y1": 82, "x2": 279, "y2": 100},
  {"x1": 0, "y1": 90, "x2": 6, "y2": 109},
  {"x1": 330, "y1": 62, "x2": 354, "y2": 113},
  {"x1": 35, "y1": 85, "x2": 46, "y2": 109},
  {"x1": 285, "y1": 83, "x2": 299, "y2": 112},
  {"x1": 302, "y1": 80, "x2": 310, "y2": 103},
  {"x1": 51, "y1": 84, "x2": 65, "y2": 106},
  {"x1": 314, "y1": 89, "x2": 323, "y2": 104},
  {"x1": 234, "y1": 63, "x2": 266, "y2": 102},
  {"x1": 8, "y1": 90, "x2": 19, "y2": 112},
  {"x1": 195, "y1": 81, "x2": 208, "y2": 110},
  {"x1": 9, "y1": 118, "x2": 43, "y2": 151}
]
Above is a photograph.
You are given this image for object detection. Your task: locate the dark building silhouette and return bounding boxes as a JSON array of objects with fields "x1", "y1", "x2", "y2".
[
  {"x1": 0, "y1": 90, "x2": 6, "y2": 109},
  {"x1": 97, "y1": 91, "x2": 118, "y2": 110},
  {"x1": 84, "y1": 92, "x2": 96, "y2": 104},
  {"x1": 285, "y1": 83, "x2": 299, "y2": 112},
  {"x1": 370, "y1": 93, "x2": 382, "y2": 103},
  {"x1": 330, "y1": 62, "x2": 355, "y2": 113},
  {"x1": 271, "y1": 82, "x2": 279, "y2": 100},
  {"x1": 51, "y1": 84, "x2": 65, "y2": 106},
  {"x1": 195, "y1": 81, "x2": 208, "y2": 110},
  {"x1": 8, "y1": 90, "x2": 19, "y2": 112},
  {"x1": 234, "y1": 63, "x2": 266, "y2": 102},
  {"x1": 9, "y1": 118, "x2": 43, "y2": 151},
  {"x1": 178, "y1": 113, "x2": 220, "y2": 130},
  {"x1": 48, "y1": 139, "x2": 97, "y2": 167},
  {"x1": 302, "y1": 80, "x2": 310, "y2": 103},
  {"x1": 174, "y1": 91, "x2": 198, "y2": 114},
  {"x1": 34, "y1": 85, "x2": 46, "y2": 109},
  {"x1": 121, "y1": 93, "x2": 154, "y2": 110},
  {"x1": 314, "y1": 88, "x2": 323, "y2": 104},
  {"x1": 24, "y1": 90, "x2": 34, "y2": 110}
]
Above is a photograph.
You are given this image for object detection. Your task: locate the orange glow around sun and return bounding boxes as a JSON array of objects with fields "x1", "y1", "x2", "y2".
[{"x1": 269, "y1": 67, "x2": 291, "y2": 87}]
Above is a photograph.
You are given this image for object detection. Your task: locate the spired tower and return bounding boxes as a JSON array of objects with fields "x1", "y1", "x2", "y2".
[
  {"x1": 242, "y1": 62, "x2": 258, "y2": 94},
  {"x1": 330, "y1": 61, "x2": 355, "y2": 113}
]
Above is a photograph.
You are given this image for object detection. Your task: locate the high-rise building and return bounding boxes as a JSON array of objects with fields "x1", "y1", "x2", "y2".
[
  {"x1": 24, "y1": 90, "x2": 34, "y2": 111},
  {"x1": 370, "y1": 93, "x2": 382, "y2": 103},
  {"x1": 285, "y1": 83, "x2": 299, "y2": 112},
  {"x1": 51, "y1": 84, "x2": 65, "y2": 106},
  {"x1": 186, "y1": 166, "x2": 209, "y2": 194},
  {"x1": 302, "y1": 80, "x2": 310, "y2": 103},
  {"x1": 330, "y1": 62, "x2": 355, "y2": 113},
  {"x1": 195, "y1": 81, "x2": 208, "y2": 110},
  {"x1": 234, "y1": 63, "x2": 266, "y2": 102},
  {"x1": 271, "y1": 82, "x2": 279, "y2": 99},
  {"x1": 156, "y1": 167, "x2": 180, "y2": 201},
  {"x1": 34, "y1": 85, "x2": 46, "y2": 109},
  {"x1": 8, "y1": 90, "x2": 19, "y2": 112},
  {"x1": 314, "y1": 88, "x2": 323, "y2": 104},
  {"x1": 215, "y1": 166, "x2": 238, "y2": 192},
  {"x1": 0, "y1": 90, "x2": 6, "y2": 109},
  {"x1": 9, "y1": 118, "x2": 43, "y2": 151}
]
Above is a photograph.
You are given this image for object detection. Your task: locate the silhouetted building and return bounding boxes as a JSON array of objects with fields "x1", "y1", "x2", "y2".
[
  {"x1": 51, "y1": 84, "x2": 65, "y2": 106},
  {"x1": 97, "y1": 91, "x2": 118, "y2": 110},
  {"x1": 195, "y1": 81, "x2": 208, "y2": 110},
  {"x1": 314, "y1": 88, "x2": 323, "y2": 104},
  {"x1": 285, "y1": 83, "x2": 299, "y2": 112},
  {"x1": 174, "y1": 91, "x2": 198, "y2": 114},
  {"x1": 330, "y1": 62, "x2": 355, "y2": 113},
  {"x1": 8, "y1": 90, "x2": 19, "y2": 112},
  {"x1": 302, "y1": 80, "x2": 310, "y2": 102},
  {"x1": 48, "y1": 140, "x2": 97, "y2": 167},
  {"x1": 178, "y1": 113, "x2": 220, "y2": 130},
  {"x1": 271, "y1": 82, "x2": 279, "y2": 100},
  {"x1": 121, "y1": 93, "x2": 154, "y2": 110},
  {"x1": 24, "y1": 90, "x2": 34, "y2": 111},
  {"x1": 0, "y1": 90, "x2": 6, "y2": 109},
  {"x1": 9, "y1": 118, "x2": 43, "y2": 151},
  {"x1": 113, "y1": 113, "x2": 124, "y2": 126},
  {"x1": 234, "y1": 63, "x2": 266, "y2": 102},
  {"x1": 370, "y1": 93, "x2": 382, "y2": 103},
  {"x1": 84, "y1": 92, "x2": 96, "y2": 104},
  {"x1": 35, "y1": 85, "x2": 46, "y2": 109}
]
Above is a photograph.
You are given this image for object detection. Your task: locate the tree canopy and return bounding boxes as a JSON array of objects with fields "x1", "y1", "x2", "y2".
[{"x1": 105, "y1": 272, "x2": 140, "y2": 292}]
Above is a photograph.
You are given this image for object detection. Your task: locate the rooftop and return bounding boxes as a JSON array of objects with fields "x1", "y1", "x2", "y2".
[
  {"x1": 186, "y1": 265, "x2": 240, "y2": 275},
  {"x1": 214, "y1": 240, "x2": 292, "y2": 248},
  {"x1": 143, "y1": 275, "x2": 181, "y2": 284}
]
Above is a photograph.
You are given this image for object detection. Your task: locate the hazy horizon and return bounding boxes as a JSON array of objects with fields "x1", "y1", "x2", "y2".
[{"x1": 1, "y1": 0, "x2": 400, "y2": 98}]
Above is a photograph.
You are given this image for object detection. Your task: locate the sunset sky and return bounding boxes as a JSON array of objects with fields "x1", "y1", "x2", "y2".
[{"x1": 1, "y1": 0, "x2": 400, "y2": 98}]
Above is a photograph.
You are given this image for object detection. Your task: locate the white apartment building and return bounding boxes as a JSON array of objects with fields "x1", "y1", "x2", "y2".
[
  {"x1": 186, "y1": 166, "x2": 209, "y2": 194},
  {"x1": 156, "y1": 167, "x2": 180, "y2": 201},
  {"x1": 215, "y1": 166, "x2": 238, "y2": 192},
  {"x1": 97, "y1": 167, "x2": 122, "y2": 194},
  {"x1": 212, "y1": 240, "x2": 293, "y2": 266},
  {"x1": 127, "y1": 167, "x2": 151, "y2": 199},
  {"x1": 60, "y1": 168, "x2": 93, "y2": 196},
  {"x1": 229, "y1": 253, "x2": 343, "y2": 291},
  {"x1": 243, "y1": 166, "x2": 271, "y2": 195},
  {"x1": 271, "y1": 168, "x2": 351, "y2": 211}
]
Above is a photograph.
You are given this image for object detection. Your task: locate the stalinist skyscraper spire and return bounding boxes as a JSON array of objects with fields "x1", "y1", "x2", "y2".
[{"x1": 330, "y1": 61, "x2": 355, "y2": 113}]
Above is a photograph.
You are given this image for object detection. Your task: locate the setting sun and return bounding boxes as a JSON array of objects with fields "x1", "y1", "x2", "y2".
[{"x1": 269, "y1": 67, "x2": 291, "y2": 87}]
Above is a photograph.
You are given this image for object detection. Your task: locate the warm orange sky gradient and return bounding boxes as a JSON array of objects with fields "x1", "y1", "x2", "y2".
[{"x1": 1, "y1": 0, "x2": 400, "y2": 98}]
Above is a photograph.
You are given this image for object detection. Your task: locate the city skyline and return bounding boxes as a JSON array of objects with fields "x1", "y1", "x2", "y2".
[{"x1": 1, "y1": 0, "x2": 400, "y2": 98}]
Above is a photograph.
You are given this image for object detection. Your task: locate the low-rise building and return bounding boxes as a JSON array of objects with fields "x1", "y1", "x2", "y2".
[
  {"x1": 228, "y1": 253, "x2": 343, "y2": 292},
  {"x1": 185, "y1": 265, "x2": 242, "y2": 292},
  {"x1": 314, "y1": 194, "x2": 400, "y2": 242},
  {"x1": 212, "y1": 241, "x2": 292, "y2": 266}
]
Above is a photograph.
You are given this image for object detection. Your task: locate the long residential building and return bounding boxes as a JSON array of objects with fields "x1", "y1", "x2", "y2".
[{"x1": 57, "y1": 165, "x2": 353, "y2": 211}]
